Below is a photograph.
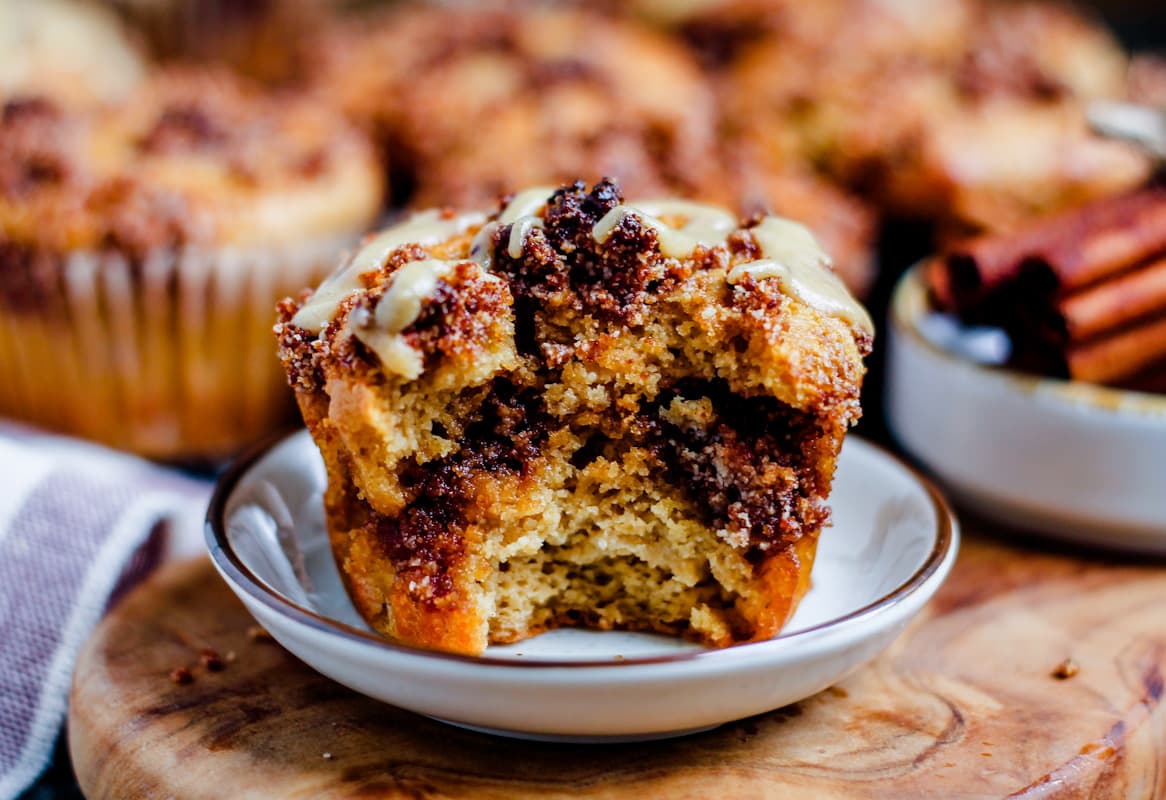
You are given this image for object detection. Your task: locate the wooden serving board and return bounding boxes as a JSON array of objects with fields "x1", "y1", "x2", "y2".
[{"x1": 69, "y1": 527, "x2": 1166, "y2": 799}]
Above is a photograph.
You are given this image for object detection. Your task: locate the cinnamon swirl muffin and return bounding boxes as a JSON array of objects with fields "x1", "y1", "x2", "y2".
[
  {"x1": 311, "y1": 4, "x2": 719, "y2": 209},
  {"x1": 276, "y1": 180, "x2": 871, "y2": 655},
  {"x1": 725, "y1": 0, "x2": 1150, "y2": 232},
  {"x1": 0, "y1": 69, "x2": 382, "y2": 459}
]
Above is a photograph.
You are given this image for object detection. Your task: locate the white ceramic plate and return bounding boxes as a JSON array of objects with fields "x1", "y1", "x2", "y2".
[
  {"x1": 206, "y1": 430, "x2": 957, "y2": 742},
  {"x1": 887, "y1": 264, "x2": 1166, "y2": 553}
]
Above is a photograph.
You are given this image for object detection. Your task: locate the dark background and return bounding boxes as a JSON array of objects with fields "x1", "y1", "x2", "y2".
[{"x1": 1088, "y1": 0, "x2": 1165, "y2": 50}]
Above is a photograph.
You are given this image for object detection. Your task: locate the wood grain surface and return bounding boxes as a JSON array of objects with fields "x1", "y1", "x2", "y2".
[{"x1": 68, "y1": 529, "x2": 1166, "y2": 799}]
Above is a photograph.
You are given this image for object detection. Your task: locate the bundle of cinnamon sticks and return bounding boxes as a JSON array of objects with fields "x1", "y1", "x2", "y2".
[{"x1": 928, "y1": 184, "x2": 1166, "y2": 391}]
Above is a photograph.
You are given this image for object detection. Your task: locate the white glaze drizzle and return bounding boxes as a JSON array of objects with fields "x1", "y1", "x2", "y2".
[
  {"x1": 508, "y1": 217, "x2": 540, "y2": 258},
  {"x1": 727, "y1": 217, "x2": 873, "y2": 336},
  {"x1": 299, "y1": 193, "x2": 555, "y2": 379},
  {"x1": 470, "y1": 186, "x2": 553, "y2": 269},
  {"x1": 591, "y1": 200, "x2": 738, "y2": 258},
  {"x1": 500, "y1": 186, "x2": 555, "y2": 223},
  {"x1": 468, "y1": 224, "x2": 496, "y2": 268},
  {"x1": 345, "y1": 258, "x2": 458, "y2": 379},
  {"x1": 374, "y1": 259, "x2": 453, "y2": 333},
  {"x1": 291, "y1": 210, "x2": 483, "y2": 333},
  {"x1": 345, "y1": 306, "x2": 422, "y2": 379}
]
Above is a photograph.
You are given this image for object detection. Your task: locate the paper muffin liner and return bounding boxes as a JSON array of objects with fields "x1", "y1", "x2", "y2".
[{"x1": 0, "y1": 233, "x2": 350, "y2": 461}]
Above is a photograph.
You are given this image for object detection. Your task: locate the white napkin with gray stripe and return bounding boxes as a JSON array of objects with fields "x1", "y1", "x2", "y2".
[{"x1": 0, "y1": 423, "x2": 210, "y2": 799}]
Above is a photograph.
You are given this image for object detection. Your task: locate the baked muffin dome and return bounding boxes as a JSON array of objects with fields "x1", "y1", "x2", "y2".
[
  {"x1": 0, "y1": 0, "x2": 146, "y2": 105},
  {"x1": 624, "y1": 0, "x2": 975, "y2": 69},
  {"x1": 0, "y1": 69, "x2": 380, "y2": 253},
  {"x1": 311, "y1": 4, "x2": 720, "y2": 209},
  {"x1": 0, "y1": 68, "x2": 383, "y2": 458},
  {"x1": 724, "y1": 0, "x2": 1149, "y2": 232},
  {"x1": 277, "y1": 180, "x2": 870, "y2": 655}
]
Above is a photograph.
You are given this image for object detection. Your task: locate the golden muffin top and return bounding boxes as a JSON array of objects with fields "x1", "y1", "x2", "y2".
[
  {"x1": 279, "y1": 180, "x2": 871, "y2": 421},
  {"x1": 0, "y1": 69, "x2": 383, "y2": 254}
]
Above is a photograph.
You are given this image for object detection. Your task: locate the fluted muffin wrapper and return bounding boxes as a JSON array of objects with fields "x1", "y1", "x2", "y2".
[{"x1": 0, "y1": 234, "x2": 350, "y2": 460}]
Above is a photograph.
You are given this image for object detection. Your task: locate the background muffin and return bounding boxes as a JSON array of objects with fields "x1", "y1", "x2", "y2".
[
  {"x1": 621, "y1": 0, "x2": 976, "y2": 70},
  {"x1": 0, "y1": 0, "x2": 146, "y2": 105},
  {"x1": 0, "y1": 68, "x2": 383, "y2": 459},
  {"x1": 723, "y1": 0, "x2": 1151, "y2": 234},
  {"x1": 311, "y1": 4, "x2": 721, "y2": 208}
]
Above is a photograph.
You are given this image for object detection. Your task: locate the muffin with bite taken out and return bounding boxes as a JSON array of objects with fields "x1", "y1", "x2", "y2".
[{"x1": 276, "y1": 179, "x2": 871, "y2": 655}]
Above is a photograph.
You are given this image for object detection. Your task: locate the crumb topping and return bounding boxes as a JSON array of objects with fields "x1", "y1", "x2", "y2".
[
  {"x1": 0, "y1": 68, "x2": 381, "y2": 254},
  {"x1": 283, "y1": 179, "x2": 870, "y2": 380}
]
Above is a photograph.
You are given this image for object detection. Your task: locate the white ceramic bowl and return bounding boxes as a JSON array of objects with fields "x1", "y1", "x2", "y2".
[
  {"x1": 206, "y1": 430, "x2": 956, "y2": 741},
  {"x1": 887, "y1": 264, "x2": 1166, "y2": 553}
]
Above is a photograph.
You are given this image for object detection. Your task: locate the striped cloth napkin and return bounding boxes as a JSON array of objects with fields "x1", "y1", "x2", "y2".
[{"x1": 0, "y1": 423, "x2": 211, "y2": 800}]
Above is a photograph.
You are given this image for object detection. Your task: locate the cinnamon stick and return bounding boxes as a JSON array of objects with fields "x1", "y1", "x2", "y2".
[
  {"x1": 1116, "y1": 360, "x2": 1166, "y2": 394},
  {"x1": 1065, "y1": 314, "x2": 1166, "y2": 385},
  {"x1": 936, "y1": 186, "x2": 1166, "y2": 312},
  {"x1": 1054, "y1": 255, "x2": 1166, "y2": 344}
]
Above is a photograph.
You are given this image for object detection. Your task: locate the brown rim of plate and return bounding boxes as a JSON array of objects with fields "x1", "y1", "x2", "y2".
[
  {"x1": 206, "y1": 430, "x2": 957, "y2": 668},
  {"x1": 894, "y1": 262, "x2": 1166, "y2": 418}
]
